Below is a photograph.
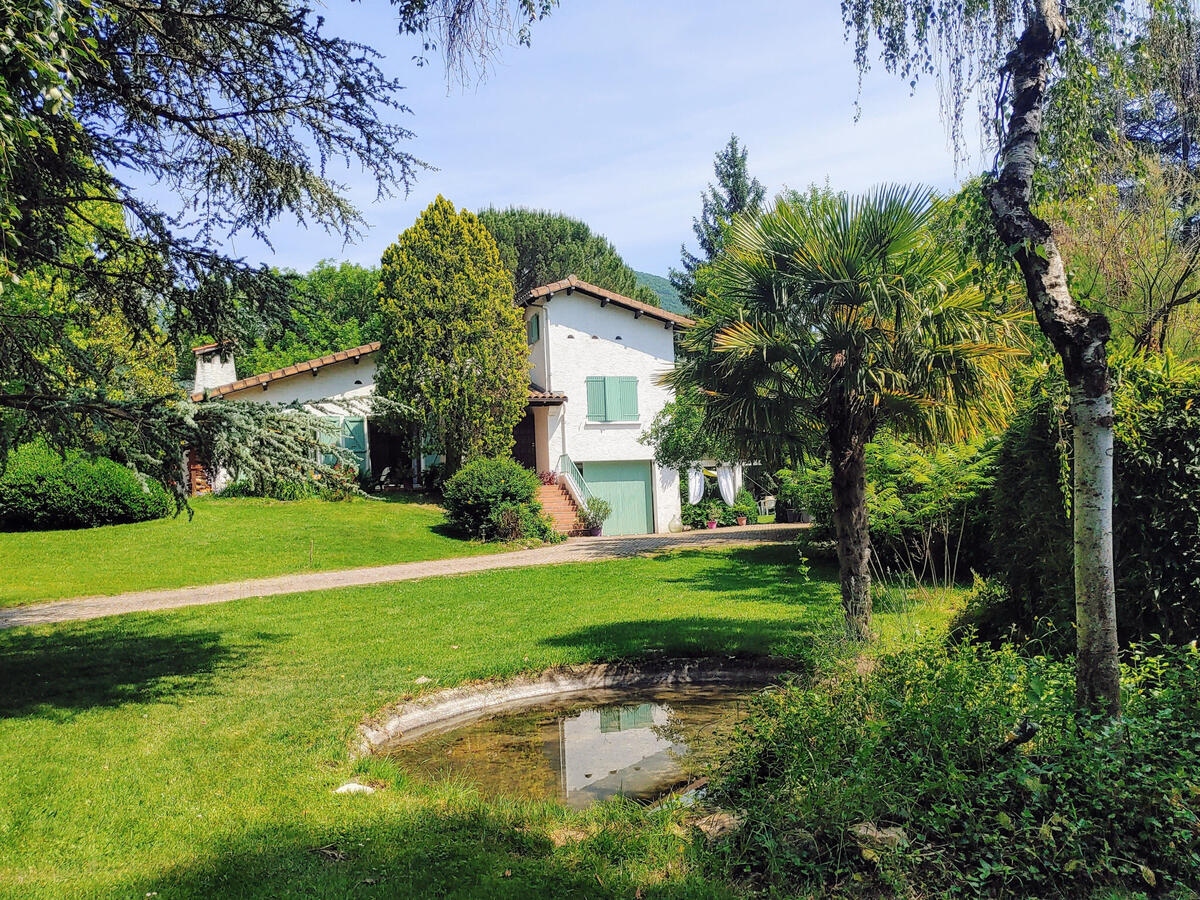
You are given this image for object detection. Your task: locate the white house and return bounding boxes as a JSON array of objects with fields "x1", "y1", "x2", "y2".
[{"x1": 189, "y1": 277, "x2": 692, "y2": 536}]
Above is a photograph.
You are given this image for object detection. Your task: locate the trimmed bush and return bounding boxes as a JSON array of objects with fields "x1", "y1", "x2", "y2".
[
  {"x1": 0, "y1": 442, "x2": 172, "y2": 531},
  {"x1": 442, "y1": 457, "x2": 543, "y2": 539}
]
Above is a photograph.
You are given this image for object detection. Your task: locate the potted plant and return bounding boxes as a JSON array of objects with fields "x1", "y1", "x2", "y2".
[
  {"x1": 581, "y1": 496, "x2": 612, "y2": 537},
  {"x1": 705, "y1": 502, "x2": 720, "y2": 529},
  {"x1": 733, "y1": 488, "x2": 758, "y2": 526}
]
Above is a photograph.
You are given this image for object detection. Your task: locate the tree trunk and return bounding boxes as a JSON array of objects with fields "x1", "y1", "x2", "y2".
[
  {"x1": 1071, "y1": 387, "x2": 1120, "y2": 715},
  {"x1": 984, "y1": 0, "x2": 1120, "y2": 716},
  {"x1": 830, "y1": 426, "x2": 872, "y2": 642}
]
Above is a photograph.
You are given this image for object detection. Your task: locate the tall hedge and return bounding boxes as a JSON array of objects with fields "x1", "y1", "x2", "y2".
[
  {"x1": 0, "y1": 442, "x2": 172, "y2": 530},
  {"x1": 982, "y1": 352, "x2": 1200, "y2": 645}
]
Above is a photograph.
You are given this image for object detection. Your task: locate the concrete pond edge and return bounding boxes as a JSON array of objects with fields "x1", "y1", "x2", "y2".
[{"x1": 355, "y1": 656, "x2": 796, "y2": 757}]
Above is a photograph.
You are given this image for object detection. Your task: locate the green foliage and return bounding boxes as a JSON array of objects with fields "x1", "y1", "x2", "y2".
[
  {"x1": 640, "y1": 387, "x2": 742, "y2": 470},
  {"x1": 1111, "y1": 349, "x2": 1200, "y2": 640},
  {"x1": 485, "y1": 500, "x2": 560, "y2": 543},
  {"x1": 441, "y1": 457, "x2": 549, "y2": 541},
  {"x1": 732, "y1": 488, "x2": 758, "y2": 522},
  {"x1": 774, "y1": 463, "x2": 834, "y2": 526},
  {"x1": 217, "y1": 463, "x2": 361, "y2": 503},
  {"x1": 680, "y1": 483, "x2": 759, "y2": 528},
  {"x1": 3, "y1": 0, "x2": 543, "y2": 495},
  {"x1": 580, "y1": 496, "x2": 612, "y2": 530},
  {"x1": 376, "y1": 197, "x2": 528, "y2": 475},
  {"x1": 476, "y1": 207, "x2": 659, "y2": 304},
  {"x1": 235, "y1": 261, "x2": 382, "y2": 376},
  {"x1": 671, "y1": 134, "x2": 766, "y2": 309},
  {"x1": 981, "y1": 365, "x2": 1074, "y2": 641},
  {"x1": 867, "y1": 433, "x2": 997, "y2": 585},
  {"x1": 632, "y1": 271, "x2": 687, "y2": 314},
  {"x1": 983, "y1": 351, "x2": 1200, "y2": 645},
  {"x1": 0, "y1": 441, "x2": 171, "y2": 530},
  {"x1": 716, "y1": 636, "x2": 1200, "y2": 897},
  {"x1": 671, "y1": 184, "x2": 1023, "y2": 463}
]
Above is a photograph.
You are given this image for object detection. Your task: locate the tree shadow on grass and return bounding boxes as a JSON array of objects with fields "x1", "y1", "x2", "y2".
[
  {"x1": 0, "y1": 624, "x2": 261, "y2": 719},
  {"x1": 539, "y1": 615, "x2": 826, "y2": 669},
  {"x1": 650, "y1": 545, "x2": 842, "y2": 609},
  {"x1": 123, "y1": 810, "x2": 737, "y2": 900}
]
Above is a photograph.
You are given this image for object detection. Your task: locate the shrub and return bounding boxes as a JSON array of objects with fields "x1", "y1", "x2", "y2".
[
  {"x1": 441, "y1": 457, "x2": 540, "y2": 539},
  {"x1": 732, "y1": 488, "x2": 759, "y2": 524},
  {"x1": 217, "y1": 463, "x2": 361, "y2": 502},
  {"x1": 485, "y1": 500, "x2": 560, "y2": 543},
  {"x1": 715, "y1": 637, "x2": 1200, "y2": 897},
  {"x1": 775, "y1": 463, "x2": 833, "y2": 528},
  {"x1": 580, "y1": 496, "x2": 612, "y2": 531},
  {"x1": 985, "y1": 351, "x2": 1200, "y2": 646},
  {"x1": 0, "y1": 442, "x2": 172, "y2": 530}
]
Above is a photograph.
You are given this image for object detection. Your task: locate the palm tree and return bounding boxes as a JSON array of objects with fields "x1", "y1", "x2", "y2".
[{"x1": 671, "y1": 185, "x2": 1024, "y2": 641}]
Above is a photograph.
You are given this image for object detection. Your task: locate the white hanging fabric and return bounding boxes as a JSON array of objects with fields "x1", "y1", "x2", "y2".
[
  {"x1": 687, "y1": 466, "x2": 706, "y2": 505},
  {"x1": 716, "y1": 464, "x2": 737, "y2": 505}
]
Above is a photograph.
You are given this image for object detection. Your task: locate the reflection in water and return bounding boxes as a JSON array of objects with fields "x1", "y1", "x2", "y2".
[{"x1": 387, "y1": 687, "x2": 754, "y2": 809}]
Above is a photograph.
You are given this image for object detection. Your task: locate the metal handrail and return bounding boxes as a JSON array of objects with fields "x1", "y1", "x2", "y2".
[{"x1": 557, "y1": 454, "x2": 594, "y2": 507}]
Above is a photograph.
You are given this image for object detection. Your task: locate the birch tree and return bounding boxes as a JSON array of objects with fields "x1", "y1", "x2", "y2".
[{"x1": 841, "y1": 0, "x2": 1200, "y2": 715}]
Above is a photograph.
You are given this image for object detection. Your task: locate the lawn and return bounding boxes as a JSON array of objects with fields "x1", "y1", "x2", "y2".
[
  {"x1": 0, "y1": 494, "x2": 506, "y2": 607},
  {"x1": 0, "y1": 545, "x2": 960, "y2": 899}
]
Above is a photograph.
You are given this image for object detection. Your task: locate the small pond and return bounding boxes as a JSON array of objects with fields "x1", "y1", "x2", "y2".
[{"x1": 385, "y1": 685, "x2": 759, "y2": 809}]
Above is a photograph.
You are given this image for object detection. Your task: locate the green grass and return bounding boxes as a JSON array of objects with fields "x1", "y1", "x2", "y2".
[
  {"x1": 0, "y1": 494, "x2": 506, "y2": 606},
  {"x1": 0, "y1": 546, "x2": 961, "y2": 899}
]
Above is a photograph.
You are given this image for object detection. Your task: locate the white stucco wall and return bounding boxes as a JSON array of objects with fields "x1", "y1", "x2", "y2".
[
  {"x1": 525, "y1": 307, "x2": 549, "y2": 389},
  {"x1": 222, "y1": 356, "x2": 377, "y2": 413},
  {"x1": 193, "y1": 350, "x2": 237, "y2": 392},
  {"x1": 537, "y1": 293, "x2": 682, "y2": 532}
]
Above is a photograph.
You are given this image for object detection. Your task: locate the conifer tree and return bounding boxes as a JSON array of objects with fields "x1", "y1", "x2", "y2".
[
  {"x1": 670, "y1": 135, "x2": 766, "y2": 309},
  {"x1": 376, "y1": 197, "x2": 528, "y2": 476}
]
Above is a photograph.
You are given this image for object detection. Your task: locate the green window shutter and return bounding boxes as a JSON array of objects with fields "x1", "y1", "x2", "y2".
[
  {"x1": 617, "y1": 376, "x2": 639, "y2": 421},
  {"x1": 586, "y1": 377, "x2": 606, "y2": 421},
  {"x1": 318, "y1": 416, "x2": 340, "y2": 467},
  {"x1": 526, "y1": 314, "x2": 540, "y2": 344},
  {"x1": 603, "y1": 377, "x2": 623, "y2": 422},
  {"x1": 340, "y1": 417, "x2": 368, "y2": 473}
]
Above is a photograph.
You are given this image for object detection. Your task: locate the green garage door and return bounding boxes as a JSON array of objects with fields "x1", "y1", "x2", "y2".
[{"x1": 582, "y1": 460, "x2": 654, "y2": 536}]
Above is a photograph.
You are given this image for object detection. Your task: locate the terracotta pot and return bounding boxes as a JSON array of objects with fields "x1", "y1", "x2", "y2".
[
  {"x1": 736, "y1": 516, "x2": 748, "y2": 526},
  {"x1": 587, "y1": 525, "x2": 603, "y2": 537},
  {"x1": 706, "y1": 521, "x2": 718, "y2": 529}
]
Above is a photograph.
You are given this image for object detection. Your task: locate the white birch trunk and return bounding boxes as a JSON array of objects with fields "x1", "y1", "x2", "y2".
[{"x1": 1071, "y1": 388, "x2": 1121, "y2": 715}]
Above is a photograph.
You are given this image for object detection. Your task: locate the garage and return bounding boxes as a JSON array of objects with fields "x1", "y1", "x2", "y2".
[{"x1": 579, "y1": 460, "x2": 654, "y2": 536}]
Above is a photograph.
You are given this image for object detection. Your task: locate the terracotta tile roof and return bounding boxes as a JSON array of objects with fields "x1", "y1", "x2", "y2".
[
  {"x1": 522, "y1": 276, "x2": 694, "y2": 328},
  {"x1": 191, "y1": 340, "x2": 233, "y2": 354},
  {"x1": 190, "y1": 341, "x2": 381, "y2": 401},
  {"x1": 191, "y1": 343, "x2": 570, "y2": 405},
  {"x1": 528, "y1": 384, "x2": 567, "y2": 405}
]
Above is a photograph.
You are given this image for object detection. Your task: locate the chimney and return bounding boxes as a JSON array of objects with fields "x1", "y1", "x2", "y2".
[{"x1": 192, "y1": 343, "x2": 237, "y2": 394}]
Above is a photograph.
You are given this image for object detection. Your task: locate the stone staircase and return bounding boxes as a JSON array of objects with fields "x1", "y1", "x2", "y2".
[{"x1": 536, "y1": 481, "x2": 587, "y2": 536}]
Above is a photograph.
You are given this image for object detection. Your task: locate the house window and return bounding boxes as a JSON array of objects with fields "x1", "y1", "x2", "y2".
[
  {"x1": 585, "y1": 376, "x2": 639, "y2": 422},
  {"x1": 526, "y1": 313, "x2": 540, "y2": 344}
]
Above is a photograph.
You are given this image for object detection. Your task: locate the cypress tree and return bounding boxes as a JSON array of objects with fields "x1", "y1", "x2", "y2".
[{"x1": 376, "y1": 196, "x2": 528, "y2": 476}]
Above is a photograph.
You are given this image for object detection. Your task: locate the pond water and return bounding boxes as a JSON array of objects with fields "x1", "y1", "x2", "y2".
[{"x1": 385, "y1": 686, "x2": 759, "y2": 809}]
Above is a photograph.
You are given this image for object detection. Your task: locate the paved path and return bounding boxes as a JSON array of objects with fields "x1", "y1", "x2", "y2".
[{"x1": 0, "y1": 524, "x2": 804, "y2": 630}]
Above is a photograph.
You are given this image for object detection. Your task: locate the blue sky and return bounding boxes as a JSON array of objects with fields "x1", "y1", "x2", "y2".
[{"x1": 218, "y1": 1, "x2": 976, "y2": 277}]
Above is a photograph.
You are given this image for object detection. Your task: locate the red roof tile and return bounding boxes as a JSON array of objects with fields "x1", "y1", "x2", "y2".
[
  {"x1": 192, "y1": 343, "x2": 570, "y2": 405},
  {"x1": 522, "y1": 276, "x2": 694, "y2": 328},
  {"x1": 190, "y1": 341, "x2": 381, "y2": 401}
]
